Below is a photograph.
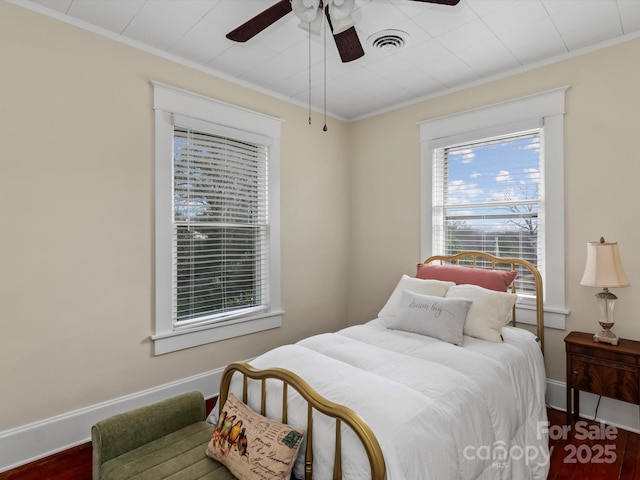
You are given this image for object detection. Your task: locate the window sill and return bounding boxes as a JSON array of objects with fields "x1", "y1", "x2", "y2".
[
  {"x1": 516, "y1": 304, "x2": 568, "y2": 330},
  {"x1": 151, "y1": 310, "x2": 284, "y2": 355}
]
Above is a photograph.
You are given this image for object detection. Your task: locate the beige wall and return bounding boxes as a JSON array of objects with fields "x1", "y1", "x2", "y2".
[
  {"x1": 0, "y1": 2, "x2": 352, "y2": 430},
  {"x1": 2, "y1": 0, "x2": 640, "y2": 434},
  {"x1": 348, "y1": 38, "x2": 640, "y2": 381}
]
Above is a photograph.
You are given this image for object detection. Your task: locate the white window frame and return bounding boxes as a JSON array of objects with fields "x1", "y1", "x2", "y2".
[
  {"x1": 151, "y1": 81, "x2": 283, "y2": 354},
  {"x1": 419, "y1": 87, "x2": 569, "y2": 329}
]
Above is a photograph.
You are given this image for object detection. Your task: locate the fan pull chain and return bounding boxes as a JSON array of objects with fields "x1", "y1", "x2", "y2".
[
  {"x1": 323, "y1": 7, "x2": 328, "y2": 132},
  {"x1": 308, "y1": 20, "x2": 312, "y2": 125}
]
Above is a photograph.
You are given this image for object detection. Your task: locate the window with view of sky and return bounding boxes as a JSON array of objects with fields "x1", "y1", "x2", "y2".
[
  {"x1": 433, "y1": 129, "x2": 542, "y2": 294},
  {"x1": 421, "y1": 87, "x2": 567, "y2": 328}
]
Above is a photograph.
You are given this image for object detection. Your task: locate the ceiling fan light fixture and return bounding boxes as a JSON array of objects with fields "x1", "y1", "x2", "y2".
[
  {"x1": 297, "y1": 11, "x2": 323, "y2": 35},
  {"x1": 327, "y1": 0, "x2": 355, "y2": 34},
  {"x1": 329, "y1": 14, "x2": 354, "y2": 34},
  {"x1": 292, "y1": 0, "x2": 320, "y2": 22}
]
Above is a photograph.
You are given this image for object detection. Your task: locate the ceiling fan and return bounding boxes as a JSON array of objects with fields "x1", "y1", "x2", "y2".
[{"x1": 226, "y1": 0, "x2": 461, "y2": 63}]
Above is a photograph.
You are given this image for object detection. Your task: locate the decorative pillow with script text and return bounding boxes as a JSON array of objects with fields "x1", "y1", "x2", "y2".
[
  {"x1": 206, "y1": 393, "x2": 304, "y2": 480},
  {"x1": 387, "y1": 290, "x2": 471, "y2": 345}
]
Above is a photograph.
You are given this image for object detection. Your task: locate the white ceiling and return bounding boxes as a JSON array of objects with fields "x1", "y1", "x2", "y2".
[{"x1": 15, "y1": 0, "x2": 640, "y2": 120}]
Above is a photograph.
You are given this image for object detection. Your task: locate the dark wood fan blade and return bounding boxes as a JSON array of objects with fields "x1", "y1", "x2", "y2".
[
  {"x1": 409, "y1": 0, "x2": 461, "y2": 5},
  {"x1": 333, "y1": 27, "x2": 365, "y2": 62},
  {"x1": 226, "y1": 0, "x2": 293, "y2": 42},
  {"x1": 324, "y1": 8, "x2": 364, "y2": 63}
]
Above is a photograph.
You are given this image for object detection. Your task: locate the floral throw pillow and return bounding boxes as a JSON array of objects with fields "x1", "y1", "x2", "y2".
[{"x1": 206, "y1": 393, "x2": 304, "y2": 480}]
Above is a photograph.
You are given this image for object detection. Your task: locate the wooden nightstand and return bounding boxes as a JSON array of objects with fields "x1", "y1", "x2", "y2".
[{"x1": 565, "y1": 331, "x2": 640, "y2": 426}]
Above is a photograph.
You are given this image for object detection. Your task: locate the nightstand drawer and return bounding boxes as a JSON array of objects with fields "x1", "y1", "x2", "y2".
[
  {"x1": 572, "y1": 357, "x2": 640, "y2": 404},
  {"x1": 568, "y1": 343, "x2": 640, "y2": 366}
]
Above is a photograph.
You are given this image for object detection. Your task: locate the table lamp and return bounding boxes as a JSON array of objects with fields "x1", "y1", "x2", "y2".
[{"x1": 580, "y1": 237, "x2": 630, "y2": 345}]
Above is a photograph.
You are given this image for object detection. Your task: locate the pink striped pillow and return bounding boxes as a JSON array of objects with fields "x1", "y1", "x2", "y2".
[{"x1": 416, "y1": 264, "x2": 517, "y2": 292}]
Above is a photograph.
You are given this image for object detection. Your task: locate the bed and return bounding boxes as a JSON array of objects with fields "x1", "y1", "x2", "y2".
[{"x1": 212, "y1": 252, "x2": 549, "y2": 480}]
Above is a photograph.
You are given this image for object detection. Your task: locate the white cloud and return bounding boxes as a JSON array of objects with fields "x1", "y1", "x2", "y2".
[
  {"x1": 495, "y1": 170, "x2": 512, "y2": 182},
  {"x1": 447, "y1": 179, "x2": 483, "y2": 204},
  {"x1": 451, "y1": 148, "x2": 476, "y2": 164},
  {"x1": 526, "y1": 167, "x2": 540, "y2": 180}
]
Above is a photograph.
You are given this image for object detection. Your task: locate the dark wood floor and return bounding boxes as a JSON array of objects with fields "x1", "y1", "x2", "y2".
[
  {"x1": 0, "y1": 444, "x2": 93, "y2": 480},
  {"x1": 546, "y1": 408, "x2": 640, "y2": 480},
  {"x1": 1, "y1": 407, "x2": 638, "y2": 479}
]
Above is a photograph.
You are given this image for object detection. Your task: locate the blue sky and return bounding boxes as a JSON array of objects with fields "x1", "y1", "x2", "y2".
[{"x1": 442, "y1": 132, "x2": 541, "y2": 233}]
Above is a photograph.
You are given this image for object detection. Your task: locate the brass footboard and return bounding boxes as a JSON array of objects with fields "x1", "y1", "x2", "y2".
[{"x1": 219, "y1": 362, "x2": 386, "y2": 480}]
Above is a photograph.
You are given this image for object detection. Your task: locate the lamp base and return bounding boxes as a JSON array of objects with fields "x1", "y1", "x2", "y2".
[{"x1": 593, "y1": 329, "x2": 619, "y2": 346}]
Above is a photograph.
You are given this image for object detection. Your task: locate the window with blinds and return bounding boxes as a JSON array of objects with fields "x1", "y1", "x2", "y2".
[
  {"x1": 172, "y1": 126, "x2": 269, "y2": 326},
  {"x1": 432, "y1": 129, "x2": 542, "y2": 295}
]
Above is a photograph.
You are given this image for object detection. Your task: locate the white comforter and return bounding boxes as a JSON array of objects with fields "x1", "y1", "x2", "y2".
[{"x1": 233, "y1": 320, "x2": 549, "y2": 480}]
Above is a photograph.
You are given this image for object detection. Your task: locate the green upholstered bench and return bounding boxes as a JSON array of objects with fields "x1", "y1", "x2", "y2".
[{"x1": 91, "y1": 391, "x2": 235, "y2": 480}]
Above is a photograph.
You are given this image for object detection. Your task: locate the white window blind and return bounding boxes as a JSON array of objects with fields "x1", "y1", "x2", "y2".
[
  {"x1": 152, "y1": 81, "x2": 282, "y2": 354},
  {"x1": 433, "y1": 129, "x2": 542, "y2": 296},
  {"x1": 172, "y1": 124, "x2": 269, "y2": 326}
]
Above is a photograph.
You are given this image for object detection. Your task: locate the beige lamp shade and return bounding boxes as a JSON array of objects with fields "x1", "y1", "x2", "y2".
[{"x1": 580, "y1": 240, "x2": 630, "y2": 288}]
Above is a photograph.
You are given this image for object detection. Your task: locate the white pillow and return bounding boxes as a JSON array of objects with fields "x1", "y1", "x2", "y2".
[
  {"x1": 378, "y1": 275, "x2": 455, "y2": 317},
  {"x1": 387, "y1": 290, "x2": 471, "y2": 345},
  {"x1": 445, "y1": 284, "x2": 517, "y2": 343}
]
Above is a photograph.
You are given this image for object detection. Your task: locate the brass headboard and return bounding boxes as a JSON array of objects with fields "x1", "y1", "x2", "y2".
[
  {"x1": 219, "y1": 362, "x2": 386, "y2": 480},
  {"x1": 424, "y1": 251, "x2": 544, "y2": 353}
]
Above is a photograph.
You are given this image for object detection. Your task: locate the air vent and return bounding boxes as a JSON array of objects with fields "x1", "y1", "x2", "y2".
[{"x1": 368, "y1": 30, "x2": 410, "y2": 52}]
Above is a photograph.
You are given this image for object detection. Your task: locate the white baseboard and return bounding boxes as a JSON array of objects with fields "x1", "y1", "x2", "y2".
[
  {"x1": 3, "y1": 375, "x2": 639, "y2": 473},
  {"x1": 0, "y1": 367, "x2": 225, "y2": 473},
  {"x1": 545, "y1": 379, "x2": 640, "y2": 434}
]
